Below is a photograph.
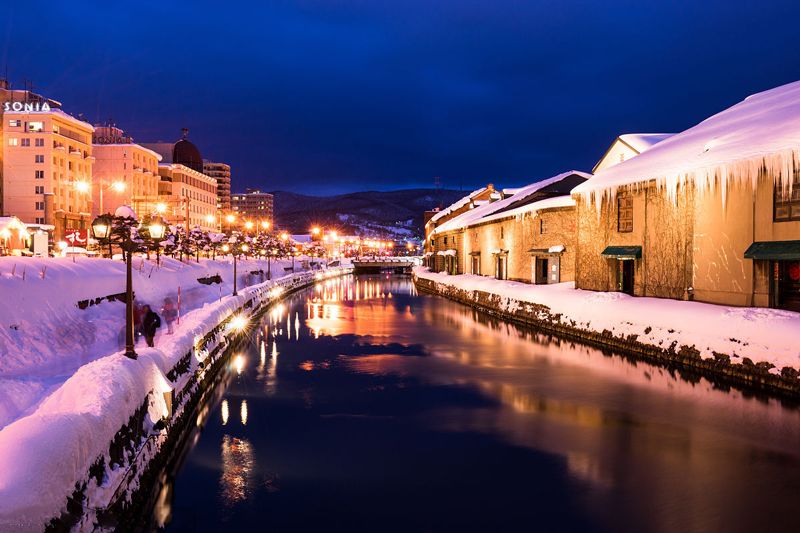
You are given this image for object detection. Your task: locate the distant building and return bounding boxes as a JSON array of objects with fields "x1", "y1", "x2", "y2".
[
  {"x1": 203, "y1": 160, "x2": 231, "y2": 212},
  {"x1": 0, "y1": 81, "x2": 94, "y2": 240},
  {"x1": 142, "y1": 128, "x2": 204, "y2": 172},
  {"x1": 139, "y1": 129, "x2": 217, "y2": 230},
  {"x1": 92, "y1": 124, "x2": 162, "y2": 217},
  {"x1": 231, "y1": 188, "x2": 273, "y2": 223}
]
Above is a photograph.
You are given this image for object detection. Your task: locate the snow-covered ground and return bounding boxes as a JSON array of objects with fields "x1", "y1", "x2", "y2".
[
  {"x1": 414, "y1": 268, "x2": 800, "y2": 374},
  {"x1": 0, "y1": 255, "x2": 306, "y2": 430}
]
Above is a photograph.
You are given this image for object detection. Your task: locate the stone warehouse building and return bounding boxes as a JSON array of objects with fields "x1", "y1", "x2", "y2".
[
  {"x1": 424, "y1": 184, "x2": 501, "y2": 265},
  {"x1": 572, "y1": 80, "x2": 800, "y2": 312},
  {"x1": 429, "y1": 171, "x2": 589, "y2": 281}
]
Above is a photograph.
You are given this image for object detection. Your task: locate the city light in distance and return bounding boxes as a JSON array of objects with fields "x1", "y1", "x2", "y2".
[
  {"x1": 111, "y1": 181, "x2": 126, "y2": 193},
  {"x1": 155, "y1": 202, "x2": 167, "y2": 214},
  {"x1": 74, "y1": 181, "x2": 90, "y2": 193}
]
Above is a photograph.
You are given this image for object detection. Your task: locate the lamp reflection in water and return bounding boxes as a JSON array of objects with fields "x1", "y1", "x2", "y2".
[
  {"x1": 219, "y1": 435, "x2": 256, "y2": 506},
  {"x1": 221, "y1": 399, "x2": 230, "y2": 426},
  {"x1": 233, "y1": 354, "x2": 246, "y2": 375},
  {"x1": 240, "y1": 400, "x2": 248, "y2": 426}
]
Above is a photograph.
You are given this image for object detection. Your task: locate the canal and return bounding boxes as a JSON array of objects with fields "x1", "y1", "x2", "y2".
[{"x1": 154, "y1": 275, "x2": 800, "y2": 532}]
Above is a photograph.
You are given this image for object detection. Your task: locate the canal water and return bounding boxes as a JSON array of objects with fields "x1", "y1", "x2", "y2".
[{"x1": 155, "y1": 275, "x2": 800, "y2": 532}]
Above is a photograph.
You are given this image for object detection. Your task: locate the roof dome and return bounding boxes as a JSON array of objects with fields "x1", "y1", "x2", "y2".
[{"x1": 173, "y1": 128, "x2": 203, "y2": 172}]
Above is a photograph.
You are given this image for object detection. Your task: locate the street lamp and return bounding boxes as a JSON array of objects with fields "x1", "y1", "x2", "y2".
[
  {"x1": 226, "y1": 237, "x2": 250, "y2": 296},
  {"x1": 98, "y1": 180, "x2": 127, "y2": 215},
  {"x1": 260, "y1": 220, "x2": 270, "y2": 232},
  {"x1": 225, "y1": 213, "x2": 236, "y2": 234},
  {"x1": 91, "y1": 209, "x2": 165, "y2": 359}
]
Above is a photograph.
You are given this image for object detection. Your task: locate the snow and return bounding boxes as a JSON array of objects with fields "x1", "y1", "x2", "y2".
[
  {"x1": 114, "y1": 205, "x2": 137, "y2": 220},
  {"x1": 573, "y1": 80, "x2": 800, "y2": 203},
  {"x1": 0, "y1": 255, "x2": 298, "y2": 430},
  {"x1": 433, "y1": 171, "x2": 590, "y2": 234},
  {"x1": 414, "y1": 268, "x2": 800, "y2": 373},
  {"x1": 0, "y1": 260, "x2": 351, "y2": 531},
  {"x1": 618, "y1": 133, "x2": 675, "y2": 153},
  {"x1": 427, "y1": 186, "x2": 490, "y2": 224},
  {"x1": 476, "y1": 194, "x2": 575, "y2": 225}
]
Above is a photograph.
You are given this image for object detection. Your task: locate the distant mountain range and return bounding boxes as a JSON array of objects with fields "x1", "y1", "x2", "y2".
[{"x1": 271, "y1": 188, "x2": 466, "y2": 239}]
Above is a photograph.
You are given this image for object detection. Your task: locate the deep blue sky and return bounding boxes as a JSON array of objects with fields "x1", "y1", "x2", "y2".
[{"x1": 1, "y1": 1, "x2": 798, "y2": 194}]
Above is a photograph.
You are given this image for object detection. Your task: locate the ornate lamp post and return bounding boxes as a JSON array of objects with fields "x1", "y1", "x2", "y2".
[
  {"x1": 224, "y1": 238, "x2": 250, "y2": 296},
  {"x1": 91, "y1": 209, "x2": 166, "y2": 359}
]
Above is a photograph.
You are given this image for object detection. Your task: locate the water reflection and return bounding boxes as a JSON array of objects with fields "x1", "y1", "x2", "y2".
[
  {"x1": 160, "y1": 275, "x2": 800, "y2": 533},
  {"x1": 219, "y1": 435, "x2": 256, "y2": 506}
]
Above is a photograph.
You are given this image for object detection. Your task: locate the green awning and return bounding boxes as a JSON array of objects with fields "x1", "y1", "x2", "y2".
[
  {"x1": 601, "y1": 245, "x2": 642, "y2": 259},
  {"x1": 744, "y1": 240, "x2": 800, "y2": 260}
]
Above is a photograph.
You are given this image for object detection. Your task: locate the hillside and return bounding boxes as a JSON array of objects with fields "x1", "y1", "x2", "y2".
[{"x1": 271, "y1": 188, "x2": 466, "y2": 239}]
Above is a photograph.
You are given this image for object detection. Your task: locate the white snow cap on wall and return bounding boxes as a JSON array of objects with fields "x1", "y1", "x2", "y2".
[
  {"x1": 618, "y1": 133, "x2": 675, "y2": 153},
  {"x1": 574, "y1": 80, "x2": 800, "y2": 201}
]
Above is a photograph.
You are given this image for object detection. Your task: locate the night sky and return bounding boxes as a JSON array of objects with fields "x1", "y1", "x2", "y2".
[{"x1": 1, "y1": 1, "x2": 798, "y2": 194}]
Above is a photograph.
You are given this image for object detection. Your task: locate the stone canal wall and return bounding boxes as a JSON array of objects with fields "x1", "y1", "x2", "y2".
[
  {"x1": 40, "y1": 268, "x2": 352, "y2": 533},
  {"x1": 414, "y1": 272, "x2": 800, "y2": 399}
]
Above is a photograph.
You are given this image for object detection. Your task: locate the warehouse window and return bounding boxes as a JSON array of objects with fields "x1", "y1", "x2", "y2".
[
  {"x1": 774, "y1": 172, "x2": 800, "y2": 222},
  {"x1": 617, "y1": 193, "x2": 633, "y2": 233}
]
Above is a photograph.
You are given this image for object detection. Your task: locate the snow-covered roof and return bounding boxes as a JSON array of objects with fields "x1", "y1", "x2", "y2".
[
  {"x1": 574, "y1": 80, "x2": 800, "y2": 199},
  {"x1": 618, "y1": 133, "x2": 675, "y2": 154},
  {"x1": 433, "y1": 171, "x2": 590, "y2": 234},
  {"x1": 477, "y1": 195, "x2": 576, "y2": 225},
  {"x1": 428, "y1": 186, "x2": 490, "y2": 224},
  {"x1": 0, "y1": 217, "x2": 26, "y2": 233}
]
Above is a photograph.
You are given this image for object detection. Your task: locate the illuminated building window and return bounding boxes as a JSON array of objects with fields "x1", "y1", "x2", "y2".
[
  {"x1": 8, "y1": 120, "x2": 20, "y2": 127},
  {"x1": 27, "y1": 121, "x2": 44, "y2": 132},
  {"x1": 8, "y1": 137, "x2": 18, "y2": 146}
]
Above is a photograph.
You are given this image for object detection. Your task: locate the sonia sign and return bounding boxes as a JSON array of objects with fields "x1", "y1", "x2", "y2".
[{"x1": 3, "y1": 101, "x2": 51, "y2": 113}]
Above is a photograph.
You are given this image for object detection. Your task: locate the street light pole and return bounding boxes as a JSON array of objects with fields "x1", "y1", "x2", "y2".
[
  {"x1": 124, "y1": 245, "x2": 135, "y2": 358},
  {"x1": 233, "y1": 253, "x2": 238, "y2": 296},
  {"x1": 92, "y1": 211, "x2": 165, "y2": 360}
]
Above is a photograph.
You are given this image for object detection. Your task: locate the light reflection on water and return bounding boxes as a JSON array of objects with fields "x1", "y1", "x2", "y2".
[{"x1": 161, "y1": 275, "x2": 800, "y2": 533}]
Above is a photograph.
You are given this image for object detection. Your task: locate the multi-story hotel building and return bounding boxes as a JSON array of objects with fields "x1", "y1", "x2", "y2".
[
  {"x1": 140, "y1": 131, "x2": 218, "y2": 230},
  {"x1": 92, "y1": 125, "x2": 161, "y2": 217},
  {"x1": 0, "y1": 82, "x2": 94, "y2": 240},
  {"x1": 203, "y1": 160, "x2": 231, "y2": 212},
  {"x1": 231, "y1": 188, "x2": 273, "y2": 223}
]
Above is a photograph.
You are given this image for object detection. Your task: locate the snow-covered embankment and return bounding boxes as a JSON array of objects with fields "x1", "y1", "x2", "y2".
[
  {"x1": 0, "y1": 264, "x2": 351, "y2": 532},
  {"x1": 414, "y1": 267, "x2": 800, "y2": 395}
]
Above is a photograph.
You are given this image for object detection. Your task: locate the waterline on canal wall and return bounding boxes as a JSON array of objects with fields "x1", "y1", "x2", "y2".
[
  {"x1": 413, "y1": 269, "x2": 800, "y2": 399},
  {"x1": 0, "y1": 267, "x2": 352, "y2": 533}
]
